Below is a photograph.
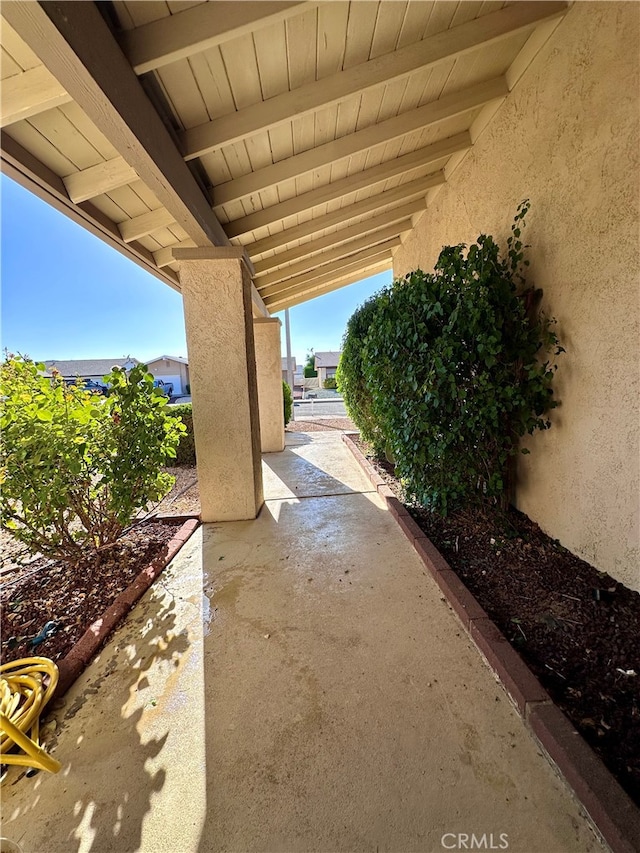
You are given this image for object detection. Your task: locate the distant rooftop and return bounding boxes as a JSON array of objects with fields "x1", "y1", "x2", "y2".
[
  {"x1": 314, "y1": 351, "x2": 342, "y2": 368},
  {"x1": 147, "y1": 355, "x2": 189, "y2": 365},
  {"x1": 43, "y1": 357, "x2": 138, "y2": 377}
]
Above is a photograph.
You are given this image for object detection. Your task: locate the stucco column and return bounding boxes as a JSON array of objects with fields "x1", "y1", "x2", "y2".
[
  {"x1": 253, "y1": 317, "x2": 285, "y2": 453},
  {"x1": 173, "y1": 247, "x2": 263, "y2": 522}
]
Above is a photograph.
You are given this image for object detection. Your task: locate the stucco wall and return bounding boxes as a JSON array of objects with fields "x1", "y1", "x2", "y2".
[{"x1": 393, "y1": 3, "x2": 639, "y2": 590}]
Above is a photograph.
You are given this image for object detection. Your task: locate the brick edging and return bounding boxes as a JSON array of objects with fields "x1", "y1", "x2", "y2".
[
  {"x1": 341, "y1": 433, "x2": 640, "y2": 853},
  {"x1": 55, "y1": 517, "x2": 200, "y2": 698}
]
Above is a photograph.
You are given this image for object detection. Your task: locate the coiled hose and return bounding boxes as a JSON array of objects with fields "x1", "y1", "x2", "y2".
[{"x1": 0, "y1": 657, "x2": 61, "y2": 774}]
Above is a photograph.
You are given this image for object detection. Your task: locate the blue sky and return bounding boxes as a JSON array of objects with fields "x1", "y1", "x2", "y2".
[{"x1": 1, "y1": 175, "x2": 391, "y2": 366}]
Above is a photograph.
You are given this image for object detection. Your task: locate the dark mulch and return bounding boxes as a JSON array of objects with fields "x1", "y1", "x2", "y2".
[
  {"x1": 0, "y1": 521, "x2": 180, "y2": 666},
  {"x1": 354, "y1": 437, "x2": 640, "y2": 806}
]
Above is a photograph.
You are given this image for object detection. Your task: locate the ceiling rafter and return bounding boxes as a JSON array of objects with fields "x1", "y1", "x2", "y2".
[
  {"x1": 119, "y1": 2, "x2": 314, "y2": 75},
  {"x1": 119, "y1": 208, "x2": 177, "y2": 243},
  {"x1": 0, "y1": 65, "x2": 72, "y2": 127},
  {"x1": 223, "y1": 128, "x2": 463, "y2": 237},
  {"x1": 63, "y1": 157, "x2": 139, "y2": 204},
  {"x1": 213, "y1": 76, "x2": 507, "y2": 207},
  {"x1": 1, "y1": 132, "x2": 181, "y2": 291},
  {"x1": 256, "y1": 226, "x2": 410, "y2": 287},
  {"x1": 264, "y1": 258, "x2": 393, "y2": 311},
  {"x1": 252, "y1": 212, "x2": 416, "y2": 275},
  {"x1": 154, "y1": 239, "x2": 196, "y2": 269},
  {"x1": 182, "y1": 2, "x2": 567, "y2": 160},
  {"x1": 266, "y1": 261, "x2": 393, "y2": 312},
  {"x1": 2, "y1": 0, "x2": 230, "y2": 249},
  {"x1": 257, "y1": 240, "x2": 401, "y2": 301},
  {"x1": 246, "y1": 178, "x2": 433, "y2": 258}
]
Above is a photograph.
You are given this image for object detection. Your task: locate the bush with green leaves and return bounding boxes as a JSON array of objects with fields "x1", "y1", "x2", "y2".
[
  {"x1": 0, "y1": 357, "x2": 185, "y2": 565},
  {"x1": 170, "y1": 402, "x2": 196, "y2": 466},
  {"x1": 336, "y1": 295, "x2": 386, "y2": 454},
  {"x1": 303, "y1": 350, "x2": 318, "y2": 378},
  {"x1": 323, "y1": 376, "x2": 337, "y2": 390},
  {"x1": 341, "y1": 201, "x2": 563, "y2": 514},
  {"x1": 282, "y1": 380, "x2": 293, "y2": 426}
]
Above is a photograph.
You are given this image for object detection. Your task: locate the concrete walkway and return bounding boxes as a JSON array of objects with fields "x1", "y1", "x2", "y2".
[{"x1": 2, "y1": 432, "x2": 606, "y2": 853}]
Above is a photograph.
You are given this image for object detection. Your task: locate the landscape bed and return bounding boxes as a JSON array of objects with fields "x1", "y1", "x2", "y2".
[
  {"x1": 1, "y1": 520, "x2": 183, "y2": 667},
  {"x1": 352, "y1": 436, "x2": 640, "y2": 808}
]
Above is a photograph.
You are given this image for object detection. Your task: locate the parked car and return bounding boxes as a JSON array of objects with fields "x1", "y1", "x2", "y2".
[
  {"x1": 153, "y1": 379, "x2": 174, "y2": 396},
  {"x1": 79, "y1": 379, "x2": 108, "y2": 395}
]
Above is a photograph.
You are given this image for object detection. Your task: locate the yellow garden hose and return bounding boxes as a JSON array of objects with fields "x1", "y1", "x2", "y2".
[{"x1": 0, "y1": 657, "x2": 61, "y2": 774}]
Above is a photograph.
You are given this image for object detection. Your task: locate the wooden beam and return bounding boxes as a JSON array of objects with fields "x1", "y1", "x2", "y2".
[
  {"x1": 0, "y1": 131, "x2": 181, "y2": 292},
  {"x1": 153, "y1": 239, "x2": 196, "y2": 269},
  {"x1": 182, "y1": 2, "x2": 567, "y2": 160},
  {"x1": 253, "y1": 212, "x2": 415, "y2": 274},
  {"x1": 246, "y1": 178, "x2": 431, "y2": 258},
  {"x1": 251, "y1": 286, "x2": 269, "y2": 319},
  {"x1": 119, "y1": 208, "x2": 177, "y2": 243},
  {"x1": 258, "y1": 240, "x2": 400, "y2": 301},
  {"x1": 63, "y1": 156, "x2": 138, "y2": 203},
  {"x1": 256, "y1": 227, "x2": 408, "y2": 286},
  {"x1": 3, "y1": 1, "x2": 230, "y2": 248},
  {"x1": 120, "y1": 2, "x2": 313, "y2": 75},
  {"x1": 214, "y1": 77, "x2": 506, "y2": 207},
  {"x1": 0, "y1": 64, "x2": 72, "y2": 126},
  {"x1": 224, "y1": 127, "x2": 462, "y2": 237},
  {"x1": 265, "y1": 259, "x2": 393, "y2": 311}
]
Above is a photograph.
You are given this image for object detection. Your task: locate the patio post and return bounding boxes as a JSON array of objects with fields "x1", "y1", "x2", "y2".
[
  {"x1": 173, "y1": 247, "x2": 263, "y2": 522},
  {"x1": 253, "y1": 317, "x2": 286, "y2": 452}
]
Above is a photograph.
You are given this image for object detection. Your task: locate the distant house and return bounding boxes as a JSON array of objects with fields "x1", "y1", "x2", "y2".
[
  {"x1": 43, "y1": 355, "x2": 189, "y2": 396},
  {"x1": 43, "y1": 357, "x2": 138, "y2": 383},
  {"x1": 145, "y1": 355, "x2": 190, "y2": 396},
  {"x1": 281, "y1": 356, "x2": 296, "y2": 382},
  {"x1": 314, "y1": 351, "x2": 341, "y2": 384}
]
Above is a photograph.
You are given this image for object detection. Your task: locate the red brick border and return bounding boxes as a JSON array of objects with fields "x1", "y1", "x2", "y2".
[
  {"x1": 55, "y1": 517, "x2": 200, "y2": 697},
  {"x1": 342, "y1": 433, "x2": 640, "y2": 853}
]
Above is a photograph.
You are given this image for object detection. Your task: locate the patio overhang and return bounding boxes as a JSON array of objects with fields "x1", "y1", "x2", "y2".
[
  {"x1": 1, "y1": 0, "x2": 568, "y2": 312},
  {"x1": 0, "y1": 0, "x2": 571, "y2": 522}
]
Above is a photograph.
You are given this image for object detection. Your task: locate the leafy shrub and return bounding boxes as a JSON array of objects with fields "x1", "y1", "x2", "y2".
[
  {"x1": 336, "y1": 295, "x2": 386, "y2": 454},
  {"x1": 282, "y1": 380, "x2": 293, "y2": 426},
  {"x1": 0, "y1": 358, "x2": 185, "y2": 565},
  {"x1": 169, "y1": 403, "x2": 195, "y2": 466},
  {"x1": 303, "y1": 350, "x2": 317, "y2": 378},
  {"x1": 341, "y1": 201, "x2": 563, "y2": 514},
  {"x1": 323, "y1": 376, "x2": 337, "y2": 390}
]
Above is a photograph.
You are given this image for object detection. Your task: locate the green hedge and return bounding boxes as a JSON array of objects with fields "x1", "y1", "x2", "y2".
[
  {"x1": 339, "y1": 201, "x2": 563, "y2": 514},
  {"x1": 283, "y1": 380, "x2": 293, "y2": 426},
  {"x1": 336, "y1": 295, "x2": 386, "y2": 454},
  {"x1": 170, "y1": 403, "x2": 196, "y2": 466}
]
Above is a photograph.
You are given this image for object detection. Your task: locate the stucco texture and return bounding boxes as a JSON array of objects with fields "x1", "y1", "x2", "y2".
[
  {"x1": 393, "y1": 3, "x2": 639, "y2": 590},
  {"x1": 179, "y1": 254, "x2": 263, "y2": 521},
  {"x1": 254, "y1": 317, "x2": 286, "y2": 453}
]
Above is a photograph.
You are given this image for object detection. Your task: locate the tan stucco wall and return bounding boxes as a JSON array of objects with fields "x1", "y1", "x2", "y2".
[
  {"x1": 178, "y1": 250, "x2": 263, "y2": 521},
  {"x1": 393, "y1": 3, "x2": 639, "y2": 590},
  {"x1": 254, "y1": 318, "x2": 285, "y2": 453}
]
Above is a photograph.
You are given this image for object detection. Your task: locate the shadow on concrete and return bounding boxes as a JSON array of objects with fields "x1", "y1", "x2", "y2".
[
  {"x1": 262, "y1": 435, "x2": 371, "y2": 502},
  {"x1": 3, "y1": 583, "x2": 190, "y2": 853}
]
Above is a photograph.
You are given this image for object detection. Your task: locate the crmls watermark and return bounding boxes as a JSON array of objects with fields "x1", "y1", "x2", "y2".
[{"x1": 441, "y1": 832, "x2": 509, "y2": 850}]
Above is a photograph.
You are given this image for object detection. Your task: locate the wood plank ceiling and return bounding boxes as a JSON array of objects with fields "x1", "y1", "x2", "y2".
[{"x1": 1, "y1": 1, "x2": 568, "y2": 314}]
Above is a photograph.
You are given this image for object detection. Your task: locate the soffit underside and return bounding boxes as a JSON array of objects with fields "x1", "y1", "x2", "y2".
[{"x1": 0, "y1": 1, "x2": 568, "y2": 310}]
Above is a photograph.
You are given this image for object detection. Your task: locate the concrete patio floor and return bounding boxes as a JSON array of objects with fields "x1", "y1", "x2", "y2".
[{"x1": 2, "y1": 431, "x2": 607, "y2": 853}]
